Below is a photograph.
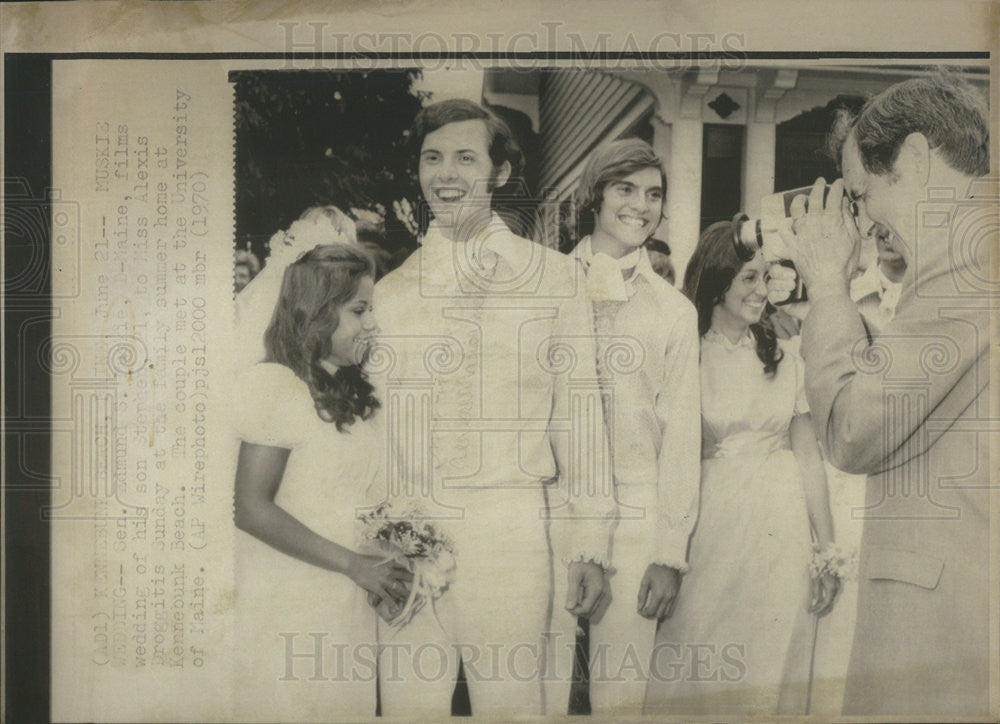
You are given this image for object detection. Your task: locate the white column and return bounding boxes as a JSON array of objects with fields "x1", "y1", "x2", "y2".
[
  {"x1": 744, "y1": 70, "x2": 798, "y2": 217},
  {"x1": 743, "y1": 119, "x2": 776, "y2": 218},
  {"x1": 667, "y1": 119, "x2": 703, "y2": 284},
  {"x1": 650, "y1": 116, "x2": 672, "y2": 240},
  {"x1": 649, "y1": 118, "x2": 672, "y2": 184}
]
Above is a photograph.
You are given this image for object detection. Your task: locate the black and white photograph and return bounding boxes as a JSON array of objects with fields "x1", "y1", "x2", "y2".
[
  {"x1": 3, "y1": 2, "x2": 997, "y2": 722},
  {"x1": 226, "y1": 62, "x2": 993, "y2": 719}
]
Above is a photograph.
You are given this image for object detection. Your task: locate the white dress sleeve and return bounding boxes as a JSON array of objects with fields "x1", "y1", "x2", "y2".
[{"x1": 231, "y1": 363, "x2": 312, "y2": 449}]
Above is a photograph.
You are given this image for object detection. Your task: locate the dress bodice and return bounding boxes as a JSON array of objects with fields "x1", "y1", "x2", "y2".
[
  {"x1": 699, "y1": 330, "x2": 808, "y2": 459},
  {"x1": 233, "y1": 363, "x2": 382, "y2": 538}
]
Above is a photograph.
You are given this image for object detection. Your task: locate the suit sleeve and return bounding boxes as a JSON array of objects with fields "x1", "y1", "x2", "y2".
[
  {"x1": 651, "y1": 302, "x2": 701, "y2": 572},
  {"x1": 800, "y1": 287, "x2": 985, "y2": 475},
  {"x1": 801, "y1": 292, "x2": 889, "y2": 473},
  {"x1": 547, "y1": 274, "x2": 617, "y2": 569}
]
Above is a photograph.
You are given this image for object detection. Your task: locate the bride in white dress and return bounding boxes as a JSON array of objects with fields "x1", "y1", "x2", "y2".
[
  {"x1": 231, "y1": 220, "x2": 411, "y2": 722},
  {"x1": 645, "y1": 220, "x2": 841, "y2": 716}
]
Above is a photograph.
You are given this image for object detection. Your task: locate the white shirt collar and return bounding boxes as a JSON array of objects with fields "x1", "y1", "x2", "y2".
[
  {"x1": 421, "y1": 214, "x2": 522, "y2": 270},
  {"x1": 851, "y1": 262, "x2": 903, "y2": 317},
  {"x1": 417, "y1": 214, "x2": 532, "y2": 293}
]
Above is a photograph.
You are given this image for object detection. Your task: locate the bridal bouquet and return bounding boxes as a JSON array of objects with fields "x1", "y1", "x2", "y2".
[{"x1": 358, "y1": 501, "x2": 457, "y2": 628}]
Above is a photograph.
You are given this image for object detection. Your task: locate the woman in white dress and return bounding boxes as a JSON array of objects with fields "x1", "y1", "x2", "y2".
[
  {"x1": 644, "y1": 220, "x2": 840, "y2": 716},
  {"x1": 232, "y1": 241, "x2": 412, "y2": 722}
]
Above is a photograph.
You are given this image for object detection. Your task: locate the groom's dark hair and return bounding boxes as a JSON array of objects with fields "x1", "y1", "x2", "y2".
[{"x1": 409, "y1": 99, "x2": 524, "y2": 180}]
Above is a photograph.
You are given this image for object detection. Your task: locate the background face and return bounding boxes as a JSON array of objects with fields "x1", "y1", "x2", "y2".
[{"x1": 646, "y1": 249, "x2": 676, "y2": 286}]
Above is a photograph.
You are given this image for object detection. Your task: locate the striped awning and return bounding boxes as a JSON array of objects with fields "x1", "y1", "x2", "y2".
[{"x1": 538, "y1": 70, "x2": 655, "y2": 199}]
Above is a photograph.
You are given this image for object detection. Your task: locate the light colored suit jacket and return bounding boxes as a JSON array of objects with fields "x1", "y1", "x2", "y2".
[
  {"x1": 800, "y1": 182, "x2": 993, "y2": 716},
  {"x1": 373, "y1": 217, "x2": 617, "y2": 566}
]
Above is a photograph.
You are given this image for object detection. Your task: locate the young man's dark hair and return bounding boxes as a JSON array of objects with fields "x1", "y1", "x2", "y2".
[
  {"x1": 409, "y1": 98, "x2": 525, "y2": 180},
  {"x1": 573, "y1": 138, "x2": 668, "y2": 239}
]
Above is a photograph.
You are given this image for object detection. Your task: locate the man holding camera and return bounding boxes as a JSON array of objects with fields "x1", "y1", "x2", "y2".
[{"x1": 779, "y1": 75, "x2": 992, "y2": 716}]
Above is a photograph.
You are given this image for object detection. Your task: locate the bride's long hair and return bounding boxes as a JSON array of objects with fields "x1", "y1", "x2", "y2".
[
  {"x1": 264, "y1": 243, "x2": 380, "y2": 431},
  {"x1": 683, "y1": 221, "x2": 784, "y2": 376}
]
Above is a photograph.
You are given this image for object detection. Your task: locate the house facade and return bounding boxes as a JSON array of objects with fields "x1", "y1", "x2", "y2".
[{"x1": 479, "y1": 65, "x2": 988, "y2": 280}]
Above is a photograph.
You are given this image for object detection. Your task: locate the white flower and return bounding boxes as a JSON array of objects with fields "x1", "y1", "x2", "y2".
[
  {"x1": 350, "y1": 207, "x2": 385, "y2": 231},
  {"x1": 399, "y1": 530, "x2": 422, "y2": 556},
  {"x1": 421, "y1": 566, "x2": 446, "y2": 594},
  {"x1": 810, "y1": 543, "x2": 858, "y2": 581},
  {"x1": 417, "y1": 557, "x2": 455, "y2": 597},
  {"x1": 268, "y1": 208, "x2": 358, "y2": 267},
  {"x1": 435, "y1": 550, "x2": 457, "y2": 575}
]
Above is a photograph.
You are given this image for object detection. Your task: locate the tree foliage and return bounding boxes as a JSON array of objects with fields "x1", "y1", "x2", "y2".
[{"x1": 233, "y1": 69, "x2": 426, "y2": 262}]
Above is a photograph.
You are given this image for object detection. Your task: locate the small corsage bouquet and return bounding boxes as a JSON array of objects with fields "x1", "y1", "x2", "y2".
[
  {"x1": 358, "y1": 500, "x2": 457, "y2": 628},
  {"x1": 809, "y1": 542, "x2": 858, "y2": 581}
]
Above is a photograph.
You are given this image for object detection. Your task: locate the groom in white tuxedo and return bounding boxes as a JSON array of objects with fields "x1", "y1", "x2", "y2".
[{"x1": 370, "y1": 99, "x2": 616, "y2": 718}]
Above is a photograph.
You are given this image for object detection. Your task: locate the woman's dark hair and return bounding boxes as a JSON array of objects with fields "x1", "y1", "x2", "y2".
[
  {"x1": 264, "y1": 243, "x2": 380, "y2": 431},
  {"x1": 574, "y1": 138, "x2": 668, "y2": 238},
  {"x1": 682, "y1": 220, "x2": 783, "y2": 376}
]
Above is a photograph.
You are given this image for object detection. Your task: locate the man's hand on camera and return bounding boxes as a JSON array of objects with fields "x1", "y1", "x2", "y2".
[{"x1": 778, "y1": 177, "x2": 860, "y2": 302}]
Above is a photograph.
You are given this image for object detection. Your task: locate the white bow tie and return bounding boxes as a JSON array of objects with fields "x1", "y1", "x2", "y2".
[
  {"x1": 579, "y1": 239, "x2": 646, "y2": 302},
  {"x1": 587, "y1": 254, "x2": 632, "y2": 301}
]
